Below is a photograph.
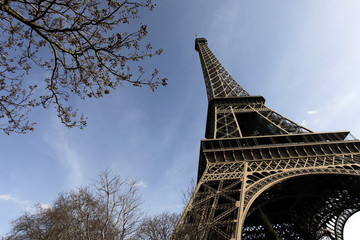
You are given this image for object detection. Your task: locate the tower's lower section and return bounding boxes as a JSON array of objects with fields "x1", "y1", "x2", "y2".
[
  {"x1": 172, "y1": 132, "x2": 360, "y2": 240},
  {"x1": 242, "y1": 175, "x2": 360, "y2": 240}
]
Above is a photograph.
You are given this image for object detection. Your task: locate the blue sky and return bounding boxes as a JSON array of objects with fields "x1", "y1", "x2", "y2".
[{"x1": 1, "y1": 0, "x2": 360, "y2": 238}]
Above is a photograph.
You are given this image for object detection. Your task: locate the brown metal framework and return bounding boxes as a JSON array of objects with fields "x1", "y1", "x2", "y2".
[{"x1": 172, "y1": 38, "x2": 360, "y2": 240}]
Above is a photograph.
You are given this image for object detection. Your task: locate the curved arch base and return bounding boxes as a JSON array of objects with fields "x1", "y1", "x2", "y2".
[{"x1": 243, "y1": 174, "x2": 360, "y2": 240}]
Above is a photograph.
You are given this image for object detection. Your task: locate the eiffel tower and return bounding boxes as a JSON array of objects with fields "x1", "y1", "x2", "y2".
[{"x1": 172, "y1": 38, "x2": 360, "y2": 240}]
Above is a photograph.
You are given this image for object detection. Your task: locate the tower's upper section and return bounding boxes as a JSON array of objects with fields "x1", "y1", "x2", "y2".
[
  {"x1": 195, "y1": 38, "x2": 312, "y2": 139},
  {"x1": 195, "y1": 38, "x2": 250, "y2": 101}
]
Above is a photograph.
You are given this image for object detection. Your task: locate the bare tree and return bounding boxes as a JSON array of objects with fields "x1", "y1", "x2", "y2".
[
  {"x1": 182, "y1": 178, "x2": 196, "y2": 207},
  {"x1": 0, "y1": 0, "x2": 167, "y2": 134},
  {"x1": 94, "y1": 169, "x2": 143, "y2": 239},
  {"x1": 4, "y1": 170, "x2": 143, "y2": 240},
  {"x1": 136, "y1": 212, "x2": 180, "y2": 240}
]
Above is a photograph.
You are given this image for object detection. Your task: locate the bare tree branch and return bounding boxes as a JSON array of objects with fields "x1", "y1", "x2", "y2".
[
  {"x1": 0, "y1": 0, "x2": 167, "y2": 134},
  {"x1": 136, "y1": 212, "x2": 180, "y2": 240}
]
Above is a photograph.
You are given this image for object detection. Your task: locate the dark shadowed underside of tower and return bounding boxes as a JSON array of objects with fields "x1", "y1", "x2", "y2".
[{"x1": 171, "y1": 38, "x2": 360, "y2": 240}]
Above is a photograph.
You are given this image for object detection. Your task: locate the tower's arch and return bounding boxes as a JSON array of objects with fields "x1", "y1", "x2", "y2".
[{"x1": 243, "y1": 174, "x2": 360, "y2": 239}]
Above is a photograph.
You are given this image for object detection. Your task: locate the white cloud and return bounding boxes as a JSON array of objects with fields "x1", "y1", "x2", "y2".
[
  {"x1": 306, "y1": 110, "x2": 317, "y2": 115},
  {"x1": 0, "y1": 194, "x2": 51, "y2": 212},
  {"x1": 0, "y1": 194, "x2": 12, "y2": 200},
  {"x1": 40, "y1": 203, "x2": 52, "y2": 209},
  {"x1": 0, "y1": 194, "x2": 28, "y2": 205},
  {"x1": 135, "y1": 180, "x2": 147, "y2": 188}
]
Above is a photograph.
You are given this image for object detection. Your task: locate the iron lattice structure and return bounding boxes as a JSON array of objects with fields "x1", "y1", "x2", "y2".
[{"x1": 172, "y1": 38, "x2": 360, "y2": 240}]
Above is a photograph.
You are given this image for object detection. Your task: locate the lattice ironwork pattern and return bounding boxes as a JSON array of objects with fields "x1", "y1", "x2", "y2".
[
  {"x1": 211, "y1": 102, "x2": 311, "y2": 139},
  {"x1": 171, "y1": 38, "x2": 360, "y2": 240},
  {"x1": 196, "y1": 38, "x2": 249, "y2": 100}
]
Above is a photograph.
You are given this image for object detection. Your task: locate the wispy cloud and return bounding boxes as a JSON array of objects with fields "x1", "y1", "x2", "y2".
[
  {"x1": 44, "y1": 117, "x2": 84, "y2": 187},
  {"x1": 0, "y1": 194, "x2": 28, "y2": 205},
  {"x1": 0, "y1": 194, "x2": 53, "y2": 218},
  {"x1": 135, "y1": 180, "x2": 147, "y2": 188},
  {"x1": 208, "y1": 1, "x2": 242, "y2": 52}
]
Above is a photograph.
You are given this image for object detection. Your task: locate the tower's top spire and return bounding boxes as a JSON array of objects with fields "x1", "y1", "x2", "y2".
[{"x1": 195, "y1": 38, "x2": 250, "y2": 101}]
